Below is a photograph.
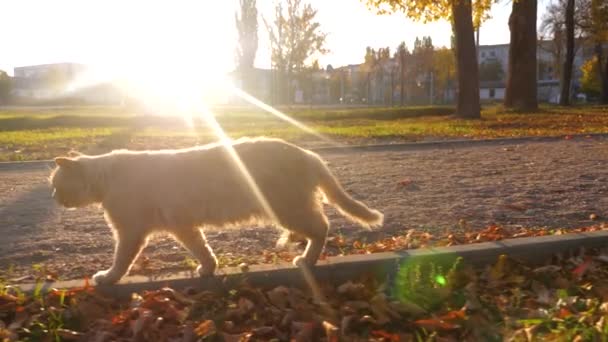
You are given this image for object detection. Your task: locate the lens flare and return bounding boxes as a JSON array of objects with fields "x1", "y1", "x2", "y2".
[
  {"x1": 187, "y1": 103, "x2": 279, "y2": 223},
  {"x1": 225, "y1": 83, "x2": 341, "y2": 147},
  {"x1": 297, "y1": 262, "x2": 336, "y2": 319}
]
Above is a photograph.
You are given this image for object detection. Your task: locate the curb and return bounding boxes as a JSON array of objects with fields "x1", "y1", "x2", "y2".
[
  {"x1": 1, "y1": 133, "x2": 607, "y2": 171},
  {"x1": 16, "y1": 230, "x2": 608, "y2": 299},
  {"x1": 314, "y1": 132, "x2": 608, "y2": 154}
]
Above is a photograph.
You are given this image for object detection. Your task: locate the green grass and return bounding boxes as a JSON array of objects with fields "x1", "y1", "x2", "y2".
[{"x1": 0, "y1": 104, "x2": 606, "y2": 161}]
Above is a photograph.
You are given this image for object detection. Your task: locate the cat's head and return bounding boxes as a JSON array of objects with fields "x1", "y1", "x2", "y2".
[{"x1": 50, "y1": 154, "x2": 98, "y2": 208}]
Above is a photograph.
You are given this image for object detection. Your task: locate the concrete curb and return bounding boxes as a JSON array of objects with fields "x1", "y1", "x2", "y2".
[
  {"x1": 17, "y1": 230, "x2": 608, "y2": 299},
  {"x1": 314, "y1": 132, "x2": 608, "y2": 154},
  {"x1": 2, "y1": 133, "x2": 607, "y2": 171}
]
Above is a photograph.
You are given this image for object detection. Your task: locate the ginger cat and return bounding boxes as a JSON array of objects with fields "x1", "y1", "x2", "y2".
[{"x1": 50, "y1": 137, "x2": 383, "y2": 285}]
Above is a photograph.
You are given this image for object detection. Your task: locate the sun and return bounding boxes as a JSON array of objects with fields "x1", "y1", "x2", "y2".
[{"x1": 66, "y1": 1, "x2": 239, "y2": 114}]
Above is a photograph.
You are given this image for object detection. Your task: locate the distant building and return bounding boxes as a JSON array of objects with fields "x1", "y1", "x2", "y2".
[
  {"x1": 12, "y1": 63, "x2": 86, "y2": 99},
  {"x1": 477, "y1": 40, "x2": 595, "y2": 103},
  {"x1": 11, "y1": 63, "x2": 124, "y2": 104}
]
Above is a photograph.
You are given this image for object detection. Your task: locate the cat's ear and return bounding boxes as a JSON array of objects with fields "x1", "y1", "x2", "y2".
[{"x1": 55, "y1": 157, "x2": 80, "y2": 169}]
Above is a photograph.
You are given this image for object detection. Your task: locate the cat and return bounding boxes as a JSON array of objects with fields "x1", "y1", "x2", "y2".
[{"x1": 49, "y1": 137, "x2": 383, "y2": 285}]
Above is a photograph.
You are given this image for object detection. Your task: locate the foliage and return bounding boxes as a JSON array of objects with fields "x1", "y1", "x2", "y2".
[
  {"x1": 478, "y1": 59, "x2": 504, "y2": 82},
  {"x1": 0, "y1": 70, "x2": 11, "y2": 104},
  {"x1": 579, "y1": 0, "x2": 608, "y2": 41},
  {"x1": 263, "y1": 0, "x2": 327, "y2": 103},
  {"x1": 234, "y1": 0, "x2": 258, "y2": 71},
  {"x1": 432, "y1": 47, "x2": 456, "y2": 103},
  {"x1": 364, "y1": 0, "x2": 489, "y2": 118},
  {"x1": 580, "y1": 56, "x2": 602, "y2": 96},
  {"x1": 263, "y1": 0, "x2": 327, "y2": 74},
  {"x1": 363, "y1": 0, "x2": 494, "y2": 28},
  {"x1": 540, "y1": 0, "x2": 588, "y2": 40},
  {"x1": 412, "y1": 36, "x2": 434, "y2": 76},
  {"x1": 410, "y1": 37, "x2": 435, "y2": 102}
]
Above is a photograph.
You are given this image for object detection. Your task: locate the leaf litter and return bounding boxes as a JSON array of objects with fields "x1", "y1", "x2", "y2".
[{"x1": 3, "y1": 228, "x2": 608, "y2": 340}]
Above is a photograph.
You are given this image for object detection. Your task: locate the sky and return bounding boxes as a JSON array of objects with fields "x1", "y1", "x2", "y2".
[{"x1": 0, "y1": 0, "x2": 551, "y2": 78}]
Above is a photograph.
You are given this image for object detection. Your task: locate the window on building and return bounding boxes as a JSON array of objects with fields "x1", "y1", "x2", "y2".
[
  {"x1": 481, "y1": 52, "x2": 486, "y2": 58},
  {"x1": 490, "y1": 51, "x2": 496, "y2": 57},
  {"x1": 489, "y1": 88, "x2": 496, "y2": 98}
]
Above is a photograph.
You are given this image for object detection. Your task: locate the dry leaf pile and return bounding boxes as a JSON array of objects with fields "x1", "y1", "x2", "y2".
[{"x1": 3, "y1": 245, "x2": 608, "y2": 341}]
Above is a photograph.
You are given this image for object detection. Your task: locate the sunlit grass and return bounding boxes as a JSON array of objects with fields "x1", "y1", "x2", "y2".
[
  {"x1": 0, "y1": 128, "x2": 119, "y2": 147},
  {"x1": 0, "y1": 104, "x2": 606, "y2": 161}
]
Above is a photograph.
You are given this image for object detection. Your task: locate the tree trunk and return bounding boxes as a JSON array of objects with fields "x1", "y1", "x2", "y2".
[
  {"x1": 559, "y1": 0, "x2": 575, "y2": 106},
  {"x1": 451, "y1": 0, "x2": 480, "y2": 119},
  {"x1": 400, "y1": 52, "x2": 405, "y2": 106},
  {"x1": 603, "y1": 58, "x2": 608, "y2": 104},
  {"x1": 597, "y1": 43, "x2": 608, "y2": 104},
  {"x1": 505, "y1": 0, "x2": 538, "y2": 111}
]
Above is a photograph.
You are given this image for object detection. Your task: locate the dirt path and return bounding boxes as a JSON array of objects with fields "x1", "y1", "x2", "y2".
[{"x1": 1, "y1": 136, "x2": 607, "y2": 281}]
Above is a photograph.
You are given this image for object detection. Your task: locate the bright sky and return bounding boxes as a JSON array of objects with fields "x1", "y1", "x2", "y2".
[{"x1": 0, "y1": 0, "x2": 551, "y2": 77}]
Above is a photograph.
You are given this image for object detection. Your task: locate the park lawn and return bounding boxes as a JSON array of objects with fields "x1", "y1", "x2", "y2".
[{"x1": 0, "y1": 104, "x2": 606, "y2": 161}]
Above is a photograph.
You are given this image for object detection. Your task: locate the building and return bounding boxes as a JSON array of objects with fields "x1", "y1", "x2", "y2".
[
  {"x1": 477, "y1": 40, "x2": 594, "y2": 103},
  {"x1": 12, "y1": 63, "x2": 86, "y2": 99},
  {"x1": 11, "y1": 63, "x2": 124, "y2": 104}
]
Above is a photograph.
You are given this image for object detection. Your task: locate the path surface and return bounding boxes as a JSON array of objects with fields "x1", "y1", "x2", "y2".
[{"x1": 1, "y1": 136, "x2": 607, "y2": 281}]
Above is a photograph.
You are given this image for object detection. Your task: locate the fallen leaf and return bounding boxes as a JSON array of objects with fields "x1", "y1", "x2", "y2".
[
  {"x1": 371, "y1": 329, "x2": 401, "y2": 342},
  {"x1": 414, "y1": 318, "x2": 460, "y2": 331},
  {"x1": 572, "y1": 257, "x2": 593, "y2": 279},
  {"x1": 323, "y1": 321, "x2": 339, "y2": 342},
  {"x1": 194, "y1": 320, "x2": 216, "y2": 338}
]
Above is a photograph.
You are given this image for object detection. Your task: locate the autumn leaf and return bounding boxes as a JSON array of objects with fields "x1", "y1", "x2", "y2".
[
  {"x1": 194, "y1": 320, "x2": 217, "y2": 338},
  {"x1": 438, "y1": 309, "x2": 466, "y2": 321},
  {"x1": 414, "y1": 318, "x2": 460, "y2": 331},
  {"x1": 557, "y1": 307, "x2": 573, "y2": 319},
  {"x1": 371, "y1": 329, "x2": 401, "y2": 341},
  {"x1": 572, "y1": 257, "x2": 594, "y2": 279}
]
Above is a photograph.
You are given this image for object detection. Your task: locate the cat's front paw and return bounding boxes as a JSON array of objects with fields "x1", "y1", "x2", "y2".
[
  {"x1": 196, "y1": 263, "x2": 216, "y2": 277},
  {"x1": 92, "y1": 270, "x2": 120, "y2": 285},
  {"x1": 292, "y1": 255, "x2": 318, "y2": 268},
  {"x1": 292, "y1": 256, "x2": 308, "y2": 267}
]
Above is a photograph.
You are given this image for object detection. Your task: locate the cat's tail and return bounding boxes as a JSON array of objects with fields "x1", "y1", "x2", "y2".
[{"x1": 313, "y1": 154, "x2": 384, "y2": 229}]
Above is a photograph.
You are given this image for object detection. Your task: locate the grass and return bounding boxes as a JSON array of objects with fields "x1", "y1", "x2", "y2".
[{"x1": 0, "y1": 104, "x2": 606, "y2": 161}]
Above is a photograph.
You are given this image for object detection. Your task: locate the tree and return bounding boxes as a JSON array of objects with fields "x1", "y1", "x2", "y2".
[
  {"x1": 411, "y1": 36, "x2": 435, "y2": 104},
  {"x1": 364, "y1": 0, "x2": 494, "y2": 118},
  {"x1": 478, "y1": 59, "x2": 504, "y2": 82},
  {"x1": 580, "y1": 56, "x2": 601, "y2": 97},
  {"x1": 235, "y1": 0, "x2": 258, "y2": 93},
  {"x1": 586, "y1": 0, "x2": 608, "y2": 103},
  {"x1": 395, "y1": 42, "x2": 409, "y2": 105},
  {"x1": 0, "y1": 70, "x2": 11, "y2": 104},
  {"x1": 376, "y1": 47, "x2": 392, "y2": 104},
  {"x1": 505, "y1": 0, "x2": 538, "y2": 111},
  {"x1": 432, "y1": 47, "x2": 457, "y2": 104},
  {"x1": 541, "y1": 0, "x2": 608, "y2": 103},
  {"x1": 360, "y1": 47, "x2": 378, "y2": 103},
  {"x1": 264, "y1": 0, "x2": 327, "y2": 104},
  {"x1": 452, "y1": 0, "x2": 482, "y2": 117},
  {"x1": 560, "y1": 0, "x2": 575, "y2": 105},
  {"x1": 539, "y1": 0, "x2": 588, "y2": 97}
]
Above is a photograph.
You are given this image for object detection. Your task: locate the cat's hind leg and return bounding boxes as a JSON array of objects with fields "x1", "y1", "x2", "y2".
[
  {"x1": 278, "y1": 209, "x2": 329, "y2": 267},
  {"x1": 174, "y1": 227, "x2": 218, "y2": 276}
]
